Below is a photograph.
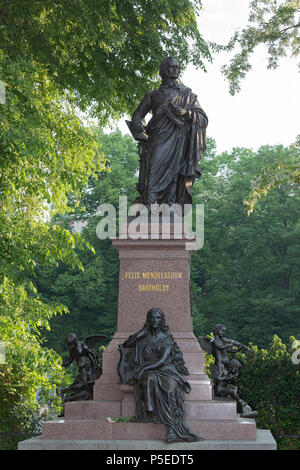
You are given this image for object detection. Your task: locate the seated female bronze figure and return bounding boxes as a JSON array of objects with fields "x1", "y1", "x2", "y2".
[{"x1": 118, "y1": 307, "x2": 201, "y2": 443}]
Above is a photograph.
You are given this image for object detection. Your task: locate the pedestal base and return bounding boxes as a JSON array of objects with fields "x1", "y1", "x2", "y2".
[
  {"x1": 18, "y1": 430, "x2": 277, "y2": 450},
  {"x1": 17, "y1": 233, "x2": 276, "y2": 450},
  {"x1": 39, "y1": 415, "x2": 257, "y2": 441}
]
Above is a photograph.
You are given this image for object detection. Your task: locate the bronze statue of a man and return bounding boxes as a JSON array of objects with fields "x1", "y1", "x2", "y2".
[{"x1": 127, "y1": 56, "x2": 208, "y2": 208}]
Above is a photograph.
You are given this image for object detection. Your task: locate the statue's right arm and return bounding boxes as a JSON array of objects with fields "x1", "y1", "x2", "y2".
[
  {"x1": 63, "y1": 354, "x2": 74, "y2": 367},
  {"x1": 131, "y1": 92, "x2": 152, "y2": 132},
  {"x1": 213, "y1": 337, "x2": 229, "y2": 351},
  {"x1": 123, "y1": 328, "x2": 148, "y2": 348}
]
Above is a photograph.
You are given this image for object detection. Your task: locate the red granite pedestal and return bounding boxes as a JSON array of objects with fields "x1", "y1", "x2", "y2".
[{"x1": 39, "y1": 224, "x2": 258, "y2": 443}]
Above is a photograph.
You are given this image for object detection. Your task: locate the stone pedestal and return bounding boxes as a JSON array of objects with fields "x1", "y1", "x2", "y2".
[
  {"x1": 18, "y1": 222, "x2": 276, "y2": 449},
  {"x1": 89, "y1": 233, "x2": 217, "y2": 438}
]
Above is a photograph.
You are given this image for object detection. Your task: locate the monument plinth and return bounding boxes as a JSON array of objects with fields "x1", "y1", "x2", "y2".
[
  {"x1": 18, "y1": 223, "x2": 276, "y2": 449},
  {"x1": 30, "y1": 226, "x2": 257, "y2": 444}
]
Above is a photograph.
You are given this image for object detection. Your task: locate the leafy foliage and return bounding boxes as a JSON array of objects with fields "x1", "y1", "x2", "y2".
[
  {"x1": 37, "y1": 129, "x2": 139, "y2": 353},
  {"x1": 202, "y1": 334, "x2": 300, "y2": 449},
  {"x1": 0, "y1": 0, "x2": 212, "y2": 447},
  {"x1": 208, "y1": 0, "x2": 300, "y2": 209},
  {"x1": 0, "y1": 277, "x2": 70, "y2": 449},
  {"x1": 0, "y1": 18, "x2": 104, "y2": 447},
  {"x1": 0, "y1": 52, "x2": 101, "y2": 449},
  {"x1": 236, "y1": 335, "x2": 299, "y2": 448},
  {"x1": 0, "y1": 0, "x2": 211, "y2": 122},
  {"x1": 244, "y1": 141, "x2": 300, "y2": 214},
  {"x1": 191, "y1": 144, "x2": 300, "y2": 348},
  {"x1": 215, "y1": 0, "x2": 300, "y2": 95}
]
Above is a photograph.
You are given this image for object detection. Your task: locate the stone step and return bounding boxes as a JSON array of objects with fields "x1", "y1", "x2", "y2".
[
  {"x1": 65, "y1": 400, "x2": 121, "y2": 419},
  {"x1": 64, "y1": 398, "x2": 236, "y2": 421},
  {"x1": 42, "y1": 417, "x2": 256, "y2": 441},
  {"x1": 19, "y1": 429, "x2": 277, "y2": 450},
  {"x1": 185, "y1": 380, "x2": 212, "y2": 400},
  {"x1": 94, "y1": 378, "x2": 212, "y2": 401},
  {"x1": 185, "y1": 400, "x2": 236, "y2": 419}
]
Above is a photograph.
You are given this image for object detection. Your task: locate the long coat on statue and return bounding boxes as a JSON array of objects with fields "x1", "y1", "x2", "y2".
[{"x1": 131, "y1": 80, "x2": 208, "y2": 208}]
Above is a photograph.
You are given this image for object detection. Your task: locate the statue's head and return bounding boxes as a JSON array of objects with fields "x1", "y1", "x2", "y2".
[
  {"x1": 213, "y1": 324, "x2": 226, "y2": 337},
  {"x1": 66, "y1": 333, "x2": 78, "y2": 347},
  {"x1": 145, "y1": 307, "x2": 168, "y2": 331},
  {"x1": 159, "y1": 56, "x2": 180, "y2": 80},
  {"x1": 228, "y1": 358, "x2": 242, "y2": 374}
]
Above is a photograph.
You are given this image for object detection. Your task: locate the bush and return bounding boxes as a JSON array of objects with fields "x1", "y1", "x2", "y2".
[{"x1": 201, "y1": 334, "x2": 299, "y2": 450}]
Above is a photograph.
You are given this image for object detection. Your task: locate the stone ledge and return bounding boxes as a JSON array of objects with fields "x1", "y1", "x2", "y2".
[
  {"x1": 64, "y1": 398, "x2": 235, "y2": 420},
  {"x1": 18, "y1": 430, "x2": 277, "y2": 450},
  {"x1": 41, "y1": 417, "x2": 257, "y2": 441}
]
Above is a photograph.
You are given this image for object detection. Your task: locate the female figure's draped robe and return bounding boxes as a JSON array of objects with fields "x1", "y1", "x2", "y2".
[
  {"x1": 121, "y1": 329, "x2": 199, "y2": 442},
  {"x1": 131, "y1": 82, "x2": 208, "y2": 207}
]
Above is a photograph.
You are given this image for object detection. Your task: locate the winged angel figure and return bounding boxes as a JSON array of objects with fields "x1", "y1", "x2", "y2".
[
  {"x1": 199, "y1": 325, "x2": 258, "y2": 419},
  {"x1": 60, "y1": 333, "x2": 107, "y2": 403}
]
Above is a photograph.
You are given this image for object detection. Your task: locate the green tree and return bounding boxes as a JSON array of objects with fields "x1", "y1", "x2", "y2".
[
  {"x1": 202, "y1": 334, "x2": 300, "y2": 450},
  {"x1": 1, "y1": 1, "x2": 212, "y2": 447},
  {"x1": 37, "y1": 129, "x2": 139, "y2": 354},
  {"x1": 244, "y1": 141, "x2": 300, "y2": 214},
  {"x1": 0, "y1": 48, "x2": 101, "y2": 449},
  {"x1": 218, "y1": 0, "x2": 300, "y2": 96},
  {"x1": 0, "y1": 277, "x2": 70, "y2": 449},
  {"x1": 1, "y1": 0, "x2": 211, "y2": 123},
  {"x1": 211, "y1": 0, "x2": 300, "y2": 208},
  {"x1": 237, "y1": 335, "x2": 299, "y2": 449},
  {"x1": 191, "y1": 144, "x2": 300, "y2": 347},
  {"x1": 0, "y1": 21, "x2": 106, "y2": 445}
]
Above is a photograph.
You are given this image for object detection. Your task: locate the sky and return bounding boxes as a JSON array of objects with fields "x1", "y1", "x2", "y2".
[{"x1": 115, "y1": 0, "x2": 300, "y2": 154}]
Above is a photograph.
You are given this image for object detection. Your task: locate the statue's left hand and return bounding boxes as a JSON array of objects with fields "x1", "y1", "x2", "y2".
[{"x1": 169, "y1": 102, "x2": 187, "y2": 116}]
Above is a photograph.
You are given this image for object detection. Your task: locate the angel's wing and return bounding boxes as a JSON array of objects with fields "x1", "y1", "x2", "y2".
[
  {"x1": 198, "y1": 336, "x2": 213, "y2": 355},
  {"x1": 210, "y1": 363, "x2": 219, "y2": 381},
  {"x1": 84, "y1": 334, "x2": 108, "y2": 349}
]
